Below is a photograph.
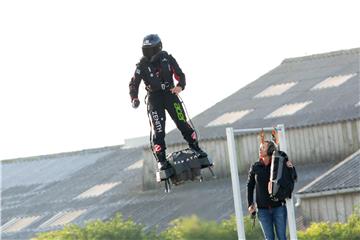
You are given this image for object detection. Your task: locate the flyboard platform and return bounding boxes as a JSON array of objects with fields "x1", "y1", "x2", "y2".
[{"x1": 156, "y1": 148, "x2": 215, "y2": 192}]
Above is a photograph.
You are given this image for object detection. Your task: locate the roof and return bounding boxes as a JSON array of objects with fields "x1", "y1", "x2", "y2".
[
  {"x1": 165, "y1": 48, "x2": 360, "y2": 144},
  {"x1": 297, "y1": 149, "x2": 360, "y2": 197},
  {"x1": 1, "y1": 145, "x2": 336, "y2": 239}
]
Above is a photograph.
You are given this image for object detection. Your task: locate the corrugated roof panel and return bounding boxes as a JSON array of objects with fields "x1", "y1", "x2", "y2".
[
  {"x1": 206, "y1": 110, "x2": 254, "y2": 127},
  {"x1": 311, "y1": 73, "x2": 357, "y2": 90},
  {"x1": 75, "y1": 182, "x2": 121, "y2": 199},
  {"x1": 297, "y1": 150, "x2": 360, "y2": 194},
  {"x1": 162, "y1": 48, "x2": 360, "y2": 144},
  {"x1": 265, "y1": 101, "x2": 312, "y2": 119},
  {"x1": 40, "y1": 210, "x2": 86, "y2": 228},
  {"x1": 125, "y1": 160, "x2": 144, "y2": 170},
  {"x1": 254, "y1": 82, "x2": 298, "y2": 98},
  {"x1": 0, "y1": 145, "x2": 336, "y2": 240},
  {"x1": 2, "y1": 150, "x2": 112, "y2": 189},
  {"x1": 1, "y1": 216, "x2": 40, "y2": 233}
]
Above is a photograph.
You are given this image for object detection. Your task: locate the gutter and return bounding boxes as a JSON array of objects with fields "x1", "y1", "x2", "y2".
[{"x1": 296, "y1": 186, "x2": 360, "y2": 199}]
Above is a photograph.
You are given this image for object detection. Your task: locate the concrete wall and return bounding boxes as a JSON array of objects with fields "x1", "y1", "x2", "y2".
[
  {"x1": 300, "y1": 191, "x2": 360, "y2": 224},
  {"x1": 143, "y1": 119, "x2": 360, "y2": 190}
]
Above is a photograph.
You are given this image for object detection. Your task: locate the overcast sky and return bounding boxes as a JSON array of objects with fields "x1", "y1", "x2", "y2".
[{"x1": 1, "y1": 0, "x2": 359, "y2": 160}]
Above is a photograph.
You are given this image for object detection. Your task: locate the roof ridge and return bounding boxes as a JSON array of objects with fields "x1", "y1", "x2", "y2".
[
  {"x1": 1, "y1": 145, "x2": 125, "y2": 163},
  {"x1": 281, "y1": 47, "x2": 360, "y2": 64}
]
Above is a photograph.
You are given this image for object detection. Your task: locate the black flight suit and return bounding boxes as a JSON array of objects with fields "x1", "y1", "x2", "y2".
[{"x1": 129, "y1": 51, "x2": 197, "y2": 162}]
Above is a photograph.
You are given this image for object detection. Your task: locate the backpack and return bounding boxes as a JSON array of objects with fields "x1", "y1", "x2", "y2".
[{"x1": 268, "y1": 150, "x2": 297, "y2": 201}]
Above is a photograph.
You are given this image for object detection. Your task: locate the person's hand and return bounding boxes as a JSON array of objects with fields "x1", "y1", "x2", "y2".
[
  {"x1": 286, "y1": 160, "x2": 294, "y2": 168},
  {"x1": 132, "y1": 98, "x2": 140, "y2": 109},
  {"x1": 248, "y1": 204, "x2": 256, "y2": 214},
  {"x1": 170, "y1": 86, "x2": 182, "y2": 95}
]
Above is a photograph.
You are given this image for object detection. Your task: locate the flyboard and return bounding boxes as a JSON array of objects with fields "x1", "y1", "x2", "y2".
[{"x1": 156, "y1": 148, "x2": 215, "y2": 192}]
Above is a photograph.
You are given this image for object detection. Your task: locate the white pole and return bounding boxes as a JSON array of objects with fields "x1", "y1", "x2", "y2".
[
  {"x1": 226, "y1": 127, "x2": 246, "y2": 240},
  {"x1": 277, "y1": 124, "x2": 298, "y2": 240},
  {"x1": 233, "y1": 127, "x2": 274, "y2": 134}
]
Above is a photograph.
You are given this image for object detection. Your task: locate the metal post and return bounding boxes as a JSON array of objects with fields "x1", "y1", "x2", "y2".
[
  {"x1": 277, "y1": 124, "x2": 298, "y2": 240},
  {"x1": 226, "y1": 127, "x2": 246, "y2": 240},
  {"x1": 233, "y1": 127, "x2": 274, "y2": 134}
]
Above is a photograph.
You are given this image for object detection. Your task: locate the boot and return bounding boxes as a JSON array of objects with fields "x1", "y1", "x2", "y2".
[
  {"x1": 189, "y1": 141, "x2": 207, "y2": 158},
  {"x1": 156, "y1": 151, "x2": 171, "y2": 170}
]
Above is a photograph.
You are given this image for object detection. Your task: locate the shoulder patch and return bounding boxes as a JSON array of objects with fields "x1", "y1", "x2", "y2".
[{"x1": 136, "y1": 68, "x2": 141, "y2": 74}]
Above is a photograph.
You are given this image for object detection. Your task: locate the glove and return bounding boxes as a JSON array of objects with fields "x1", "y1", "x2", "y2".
[{"x1": 132, "y1": 98, "x2": 140, "y2": 109}]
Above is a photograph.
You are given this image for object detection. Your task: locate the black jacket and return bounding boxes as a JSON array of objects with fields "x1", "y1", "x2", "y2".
[
  {"x1": 247, "y1": 158, "x2": 286, "y2": 209},
  {"x1": 129, "y1": 51, "x2": 186, "y2": 100}
]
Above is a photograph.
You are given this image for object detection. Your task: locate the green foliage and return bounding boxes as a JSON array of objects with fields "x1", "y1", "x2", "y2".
[
  {"x1": 34, "y1": 213, "x2": 158, "y2": 240},
  {"x1": 160, "y1": 215, "x2": 234, "y2": 240},
  {"x1": 33, "y1": 208, "x2": 360, "y2": 240},
  {"x1": 243, "y1": 215, "x2": 264, "y2": 240},
  {"x1": 159, "y1": 214, "x2": 263, "y2": 240},
  {"x1": 33, "y1": 214, "x2": 262, "y2": 240},
  {"x1": 298, "y1": 208, "x2": 360, "y2": 240}
]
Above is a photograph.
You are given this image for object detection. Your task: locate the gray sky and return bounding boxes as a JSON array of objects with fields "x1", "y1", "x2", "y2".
[{"x1": 1, "y1": 0, "x2": 359, "y2": 160}]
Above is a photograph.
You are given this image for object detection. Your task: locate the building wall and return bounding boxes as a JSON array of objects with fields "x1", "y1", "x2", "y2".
[
  {"x1": 143, "y1": 119, "x2": 360, "y2": 189},
  {"x1": 300, "y1": 191, "x2": 360, "y2": 224}
]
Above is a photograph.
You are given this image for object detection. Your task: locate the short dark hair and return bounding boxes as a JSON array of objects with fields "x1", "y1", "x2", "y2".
[{"x1": 264, "y1": 140, "x2": 276, "y2": 156}]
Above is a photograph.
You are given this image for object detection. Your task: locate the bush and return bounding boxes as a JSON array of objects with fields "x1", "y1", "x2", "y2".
[
  {"x1": 243, "y1": 215, "x2": 265, "y2": 240},
  {"x1": 34, "y1": 210, "x2": 360, "y2": 240},
  {"x1": 160, "y1": 215, "x2": 232, "y2": 240},
  {"x1": 34, "y1": 214, "x2": 263, "y2": 240},
  {"x1": 298, "y1": 209, "x2": 360, "y2": 240},
  {"x1": 159, "y1": 215, "x2": 263, "y2": 240},
  {"x1": 34, "y1": 213, "x2": 158, "y2": 240}
]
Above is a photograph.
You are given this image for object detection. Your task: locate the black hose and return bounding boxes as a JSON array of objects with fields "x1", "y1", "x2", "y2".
[{"x1": 177, "y1": 94, "x2": 200, "y2": 142}]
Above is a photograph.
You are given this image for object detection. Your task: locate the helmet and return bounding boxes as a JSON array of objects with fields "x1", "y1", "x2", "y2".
[{"x1": 142, "y1": 34, "x2": 162, "y2": 59}]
